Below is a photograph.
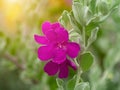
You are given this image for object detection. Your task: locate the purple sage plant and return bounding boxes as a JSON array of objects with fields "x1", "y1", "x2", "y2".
[{"x1": 34, "y1": 21, "x2": 80, "y2": 78}]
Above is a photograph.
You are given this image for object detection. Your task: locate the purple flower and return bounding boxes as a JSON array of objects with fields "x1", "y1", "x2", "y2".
[
  {"x1": 34, "y1": 21, "x2": 80, "y2": 64},
  {"x1": 44, "y1": 59, "x2": 77, "y2": 78}
]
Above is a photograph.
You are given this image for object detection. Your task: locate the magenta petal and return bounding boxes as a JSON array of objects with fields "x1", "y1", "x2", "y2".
[
  {"x1": 42, "y1": 21, "x2": 51, "y2": 35},
  {"x1": 38, "y1": 45, "x2": 53, "y2": 60},
  {"x1": 46, "y1": 30, "x2": 57, "y2": 42},
  {"x1": 53, "y1": 49, "x2": 66, "y2": 64},
  {"x1": 67, "y1": 60, "x2": 77, "y2": 70},
  {"x1": 67, "y1": 42, "x2": 80, "y2": 58},
  {"x1": 44, "y1": 61, "x2": 59, "y2": 76},
  {"x1": 56, "y1": 28, "x2": 69, "y2": 42},
  {"x1": 51, "y1": 22, "x2": 61, "y2": 30},
  {"x1": 34, "y1": 35, "x2": 48, "y2": 44},
  {"x1": 59, "y1": 63, "x2": 69, "y2": 78}
]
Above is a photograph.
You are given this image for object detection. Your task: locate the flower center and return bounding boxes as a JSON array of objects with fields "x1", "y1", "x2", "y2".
[
  {"x1": 58, "y1": 43, "x2": 63, "y2": 48},
  {"x1": 57, "y1": 42, "x2": 66, "y2": 50}
]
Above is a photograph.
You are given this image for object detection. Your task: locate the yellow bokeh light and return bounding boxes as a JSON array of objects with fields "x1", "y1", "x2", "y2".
[
  {"x1": 0, "y1": 0, "x2": 70, "y2": 34},
  {"x1": 6, "y1": 0, "x2": 18, "y2": 3},
  {"x1": 0, "y1": 0, "x2": 23, "y2": 33},
  {"x1": 4, "y1": 3, "x2": 22, "y2": 23}
]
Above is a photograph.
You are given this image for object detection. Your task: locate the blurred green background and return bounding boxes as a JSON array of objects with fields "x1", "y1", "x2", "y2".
[
  {"x1": 0, "y1": 0, "x2": 71, "y2": 90},
  {"x1": 0, "y1": 0, "x2": 120, "y2": 90}
]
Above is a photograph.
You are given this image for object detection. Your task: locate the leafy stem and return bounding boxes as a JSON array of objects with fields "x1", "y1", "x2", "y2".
[
  {"x1": 75, "y1": 26, "x2": 86, "y2": 87},
  {"x1": 75, "y1": 58, "x2": 82, "y2": 86},
  {"x1": 82, "y1": 26, "x2": 86, "y2": 50}
]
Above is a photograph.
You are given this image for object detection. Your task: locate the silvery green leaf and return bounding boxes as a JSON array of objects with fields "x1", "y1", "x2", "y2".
[
  {"x1": 72, "y1": 2, "x2": 92, "y2": 26},
  {"x1": 98, "y1": 1, "x2": 109, "y2": 15},
  {"x1": 89, "y1": 0, "x2": 97, "y2": 14},
  {"x1": 73, "y1": 0, "x2": 82, "y2": 3},
  {"x1": 74, "y1": 82, "x2": 90, "y2": 90},
  {"x1": 87, "y1": 27, "x2": 99, "y2": 48},
  {"x1": 86, "y1": 16, "x2": 97, "y2": 26},
  {"x1": 80, "y1": 52, "x2": 94, "y2": 72},
  {"x1": 68, "y1": 12, "x2": 82, "y2": 34},
  {"x1": 99, "y1": 6, "x2": 118, "y2": 22},
  {"x1": 67, "y1": 75, "x2": 77, "y2": 90},
  {"x1": 69, "y1": 29, "x2": 83, "y2": 47},
  {"x1": 73, "y1": 0, "x2": 91, "y2": 5},
  {"x1": 58, "y1": 10, "x2": 70, "y2": 29},
  {"x1": 56, "y1": 78, "x2": 64, "y2": 90},
  {"x1": 69, "y1": 30, "x2": 80, "y2": 39},
  {"x1": 84, "y1": 0, "x2": 91, "y2": 5}
]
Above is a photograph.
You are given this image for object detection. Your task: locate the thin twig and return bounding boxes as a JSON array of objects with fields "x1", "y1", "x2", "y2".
[{"x1": 1, "y1": 53, "x2": 25, "y2": 70}]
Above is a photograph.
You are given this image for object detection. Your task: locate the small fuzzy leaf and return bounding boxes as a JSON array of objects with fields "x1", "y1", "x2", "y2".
[
  {"x1": 90, "y1": 0, "x2": 97, "y2": 14},
  {"x1": 72, "y1": 2, "x2": 90, "y2": 26},
  {"x1": 80, "y1": 52, "x2": 94, "y2": 72},
  {"x1": 69, "y1": 30, "x2": 80, "y2": 40},
  {"x1": 98, "y1": 1, "x2": 109, "y2": 15},
  {"x1": 56, "y1": 78, "x2": 64, "y2": 90},
  {"x1": 72, "y1": 2, "x2": 85, "y2": 25},
  {"x1": 87, "y1": 27, "x2": 99, "y2": 48},
  {"x1": 58, "y1": 10, "x2": 70, "y2": 28},
  {"x1": 67, "y1": 75, "x2": 77, "y2": 90},
  {"x1": 68, "y1": 12, "x2": 82, "y2": 34},
  {"x1": 74, "y1": 82, "x2": 90, "y2": 90},
  {"x1": 99, "y1": 6, "x2": 118, "y2": 22}
]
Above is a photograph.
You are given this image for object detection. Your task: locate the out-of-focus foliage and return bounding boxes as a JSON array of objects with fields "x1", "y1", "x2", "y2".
[
  {"x1": 0, "y1": 0, "x2": 120, "y2": 90},
  {"x1": 0, "y1": 0, "x2": 71, "y2": 90},
  {"x1": 89, "y1": 7, "x2": 120, "y2": 90}
]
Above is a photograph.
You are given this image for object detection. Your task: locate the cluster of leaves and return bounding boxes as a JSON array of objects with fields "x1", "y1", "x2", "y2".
[
  {"x1": 57, "y1": 0, "x2": 120, "y2": 90},
  {"x1": 89, "y1": 7, "x2": 120, "y2": 90}
]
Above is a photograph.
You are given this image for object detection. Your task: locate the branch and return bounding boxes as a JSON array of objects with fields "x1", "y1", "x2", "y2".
[{"x1": 1, "y1": 53, "x2": 25, "y2": 70}]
